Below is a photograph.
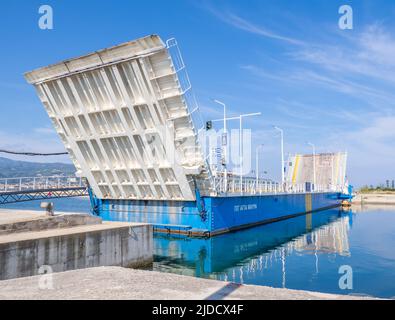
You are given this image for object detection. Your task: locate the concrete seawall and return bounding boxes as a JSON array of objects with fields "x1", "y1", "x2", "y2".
[{"x1": 0, "y1": 210, "x2": 153, "y2": 280}]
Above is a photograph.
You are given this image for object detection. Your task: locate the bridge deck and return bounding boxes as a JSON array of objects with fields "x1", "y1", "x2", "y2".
[{"x1": 25, "y1": 35, "x2": 211, "y2": 202}]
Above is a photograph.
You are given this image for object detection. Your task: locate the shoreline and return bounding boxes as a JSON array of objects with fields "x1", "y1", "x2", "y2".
[{"x1": 353, "y1": 192, "x2": 395, "y2": 205}]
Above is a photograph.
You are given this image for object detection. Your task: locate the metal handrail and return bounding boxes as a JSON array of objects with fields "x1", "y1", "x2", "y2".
[
  {"x1": 0, "y1": 175, "x2": 83, "y2": 193},
  {"x1": 211, "y1": 174, "x2": 344, "y2": 195},
  {"x1": 166, "y1": 37, "x2": 215, "y2": 193}
]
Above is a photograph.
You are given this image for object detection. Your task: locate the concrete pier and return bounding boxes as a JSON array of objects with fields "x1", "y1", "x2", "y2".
[
  {"x1": 0, "y1": 209, "x2": 153, "y2": 280},
  {"x1": 0, "y1": 266, "x2": 372, "y2": 300}
]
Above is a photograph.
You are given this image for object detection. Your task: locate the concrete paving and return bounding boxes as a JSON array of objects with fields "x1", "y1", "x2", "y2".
[
  {"x1": 0, "y1": 210, "x2": 102, "y2": 236},
  {"x1": 0, "y1": 220, "x2": 147, "y2": 244},
  {"x1": 0, "y1": 266, "x2": 373, "y2": 300},
  {"x1": 0, "y1": 208, "x2": 92, "y2": 225},
  {"x1": 0, "y1": 209, "x2": 47, "y2": 224}
]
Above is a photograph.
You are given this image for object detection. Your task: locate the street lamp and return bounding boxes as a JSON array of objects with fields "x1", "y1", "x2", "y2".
[
  {"x1": 274, "y1": 126, "x2": 285, "y2": 187},
  {"x1": 213, "y1": 99, "x2": 227, "y2": 134},
  {"x1": 211, "y1": 112, "x2": 261, "y2": 194},
  {"x1": 307, "y1": 142, "x2": 316, "y2": 191},
  {"x1": 256, "y1": 144, "x2": 264, "y2": 194},
  {"x1": 239, "y1": 113, "x2": 261, "y2": 194},
  {"x1": 213, "y1": 99, "x2": 227, "y2": 192}
]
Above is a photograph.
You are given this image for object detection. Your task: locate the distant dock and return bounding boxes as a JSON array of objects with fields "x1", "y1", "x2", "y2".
[{"x1": 353, "y1": 192, "x2": 395, "y2": 205}]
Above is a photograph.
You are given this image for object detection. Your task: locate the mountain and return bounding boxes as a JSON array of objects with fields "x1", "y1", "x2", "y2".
[{"x1": 0, "y1": 157, "x2": 76, "y2": 178}]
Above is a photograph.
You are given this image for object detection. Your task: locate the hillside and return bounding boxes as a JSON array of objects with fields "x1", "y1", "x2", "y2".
[{"x1": 0, "y1": 157, "x2": 76, "y2": 178}]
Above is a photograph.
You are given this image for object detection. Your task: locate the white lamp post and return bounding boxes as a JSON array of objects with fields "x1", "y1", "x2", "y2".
[
  {"x1": 307, "y1": 142, "x2": 316, "y2": 191},
  {"x1": 274, "y1": 126, "x2": 285, "y2": 189},
  {"x1": 239, "y1": 113, "x2": 261, "y2": 194},
  {"x1": 256, "y1": 144, "x2": 264, "y2": 194},
  {"x1": 213, "y1": 99, "x2": 227, "y2": 193}
]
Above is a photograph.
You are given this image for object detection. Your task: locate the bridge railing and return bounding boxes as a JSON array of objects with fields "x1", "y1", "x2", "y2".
[
  {"x1": 214, "y1": 174, "x2": 345, "y2": 195},
  {"x1": 0, "y1": 176, "x2": 84, "y2": 193}
]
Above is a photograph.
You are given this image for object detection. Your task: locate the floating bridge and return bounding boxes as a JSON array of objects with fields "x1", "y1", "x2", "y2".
[
  {"x1": 23, "y1": 35, "x2": 350, "y2": 236},
  {"x1": 286, "y1": 152, "x2": 348, "y2": 191},
  {"x1": 25, "y1": 35, "x2": 213, "y2": 202},
  {"x1": 24, "y1": 35, "x2": 348, "y2": 205}
]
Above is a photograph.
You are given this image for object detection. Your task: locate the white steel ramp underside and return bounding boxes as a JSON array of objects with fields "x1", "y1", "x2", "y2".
[
  {"x1": 285, "y1": 152, "x2": 347, "y2": 190},
  {"x1": 25, "y1": 35, "x2": 212, "y2": 201}
]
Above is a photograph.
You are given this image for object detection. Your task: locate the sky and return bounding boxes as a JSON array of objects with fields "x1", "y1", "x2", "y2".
[{"x1": 0, "y1": 0, "x2": 394, "y2": 187}]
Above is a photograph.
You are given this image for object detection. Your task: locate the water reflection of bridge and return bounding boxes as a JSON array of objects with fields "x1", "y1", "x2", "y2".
[
  {"x1": 219, "y1": 214, "x2": 351, "y2": 286},
  {"x1": 293, "y1": 216, "x2": 350, "y2": 256},
  {"x1": 154, "y1": 209, "x2": 352, "y2": 285}
]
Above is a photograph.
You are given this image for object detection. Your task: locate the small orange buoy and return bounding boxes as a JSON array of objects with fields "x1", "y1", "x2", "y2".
[{"x1": 341, "y1": 200, "x2": 351, "y2": 208}]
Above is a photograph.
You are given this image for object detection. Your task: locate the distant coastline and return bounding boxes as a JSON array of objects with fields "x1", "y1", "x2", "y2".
[{"x1": 0, "y1": 156, "x2": 75, "y2": 178}]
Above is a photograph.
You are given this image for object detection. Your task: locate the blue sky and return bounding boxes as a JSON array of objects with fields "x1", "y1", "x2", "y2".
[{"x1": 0, "y1": 0, "x2": 394, "y2": 187}]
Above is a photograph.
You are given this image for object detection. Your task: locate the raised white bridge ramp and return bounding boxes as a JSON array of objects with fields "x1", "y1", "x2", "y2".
[
  {"x1": 25, "y1": 35, "x2": 212, "y2": 201},
  {"x1": 286, "y1": 152, "x2": 347, "y2": 191}
]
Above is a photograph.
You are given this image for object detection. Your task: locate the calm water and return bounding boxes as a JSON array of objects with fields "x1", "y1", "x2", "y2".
[
  {"x1": 152, "y1": 205, "x2": 395, "y2": 299},
  {"x1": 2, "y1": 197, "x2": 91, "y2": 213},
  {"x1": 3, "y1": 199, "x2": 395, "y2": 298}
]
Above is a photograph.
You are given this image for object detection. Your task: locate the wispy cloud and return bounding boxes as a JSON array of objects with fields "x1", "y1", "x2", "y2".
[
  {"x1": 202, "y1": 3, "x2": 304, "y2": 45},
  {"x1": 290, "y1": 24, "x2": 395, "y2": 86},
  {"x1": 359, "y1": 24, "x2": 395, "y2": 66},
  {"x1": 326, "y1": 116, "x2": 395, "y2": 185},
  {"x1": 206, "y1": 5, "x2": 395, "y2": 110},
  {"x1": 239, "y1": 22, "x2": 395, "y2": 115},
  {"x1": 242, "y1": 64, "x2": 395, "y2": 113},
  {"x1": 346, "y1": 116, "x2": 395, "y2": 143},
  {"x1": 218, "y1": 12, "x2": 304, "y2": 45},
  {"x1": 34, "y1": 127, "x2": 57, "y2": 135}
]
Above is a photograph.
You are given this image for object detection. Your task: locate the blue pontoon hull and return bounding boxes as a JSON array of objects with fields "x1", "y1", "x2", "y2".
[{"x1": 94, "y1": 192, "x2": 343, "y2": 237}]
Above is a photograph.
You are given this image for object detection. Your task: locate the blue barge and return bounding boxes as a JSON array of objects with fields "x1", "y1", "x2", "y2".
[{"x1": 93, "y1": 191, "x2": 345, "y2": 237}]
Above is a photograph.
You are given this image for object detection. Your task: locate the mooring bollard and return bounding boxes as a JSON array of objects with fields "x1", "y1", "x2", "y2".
[{"x1": 40, "y1": 202, "x2": 54, "y2": 216}]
